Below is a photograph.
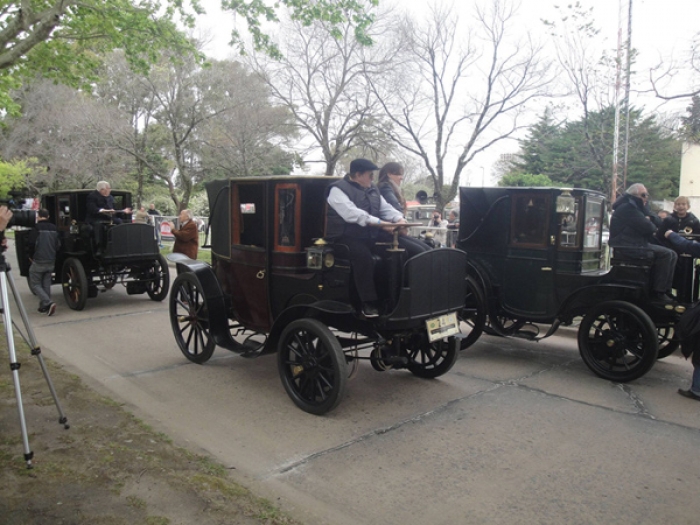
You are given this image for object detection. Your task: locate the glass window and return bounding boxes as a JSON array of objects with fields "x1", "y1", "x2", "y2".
[
  {"x1": 511, "y1": 194, "x2": 549, "y2": 246},
  {"x1": 276, "y1": 185, "x2": 299, "y2": 250},
  {"x1": 558, "y1": 198, "x2": 580, "y2": 248},
  {"x1": 583, "y1": 197, "x2": 604, "y2": 249}
]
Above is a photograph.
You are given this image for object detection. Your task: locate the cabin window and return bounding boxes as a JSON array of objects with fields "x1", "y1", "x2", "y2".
[
  {"x1": 275, "y1": 184, "x2": 301, "y2": 252},
  {"x1": 235, "y1": 184, "x2": 265, "y2": 247},
  {"x1": 557, "y1": 198, "x2": 580, "y2": 248},
  {"x1": 58, "y1": 197, "x2": 71, "y2": 228},
  {"x1": 583, "y1": 197, "x2": 604, "y2": 248},
  {"x1": 511, "y1": 194, "x2": 550, "y2": 246}
]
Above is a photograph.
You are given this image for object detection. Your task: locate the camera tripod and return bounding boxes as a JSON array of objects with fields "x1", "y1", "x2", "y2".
[{"x1": 0, "y1": 255, "x2": 68, "y2": 468}]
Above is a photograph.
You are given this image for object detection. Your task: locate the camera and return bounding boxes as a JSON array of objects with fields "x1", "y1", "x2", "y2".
[{"x1": 0, "y1": 190, "x2": 36, "y2": 229}]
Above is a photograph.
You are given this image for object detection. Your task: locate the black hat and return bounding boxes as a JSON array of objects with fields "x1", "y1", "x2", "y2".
[{"x1": 349, "y1": 158, "x2": 379, "y2": 173}]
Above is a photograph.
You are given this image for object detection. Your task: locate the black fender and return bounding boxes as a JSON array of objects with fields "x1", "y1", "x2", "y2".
[
  {"x1": 265, "y1": 300, "x2": 373, "y2": 356},
  {"x1": 168, "y1": 254, "x2": 234, "y2": 350},
  {"x1": 555, "y1": 283, "x2": 645, "y2": 322}
]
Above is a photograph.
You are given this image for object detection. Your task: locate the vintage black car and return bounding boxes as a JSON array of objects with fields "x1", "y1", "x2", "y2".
[
  {"x1": 14, "y1": 190, "x2": 169, "y2": 310},
  {"x1": 167, "y1": 176, "x2": 466, "y2": 414},
  {"x1": 457, "y1": 186, "x2": 683, "y2": 383}
]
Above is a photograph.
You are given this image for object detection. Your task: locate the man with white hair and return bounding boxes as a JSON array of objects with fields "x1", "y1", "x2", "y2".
[
  {"x1": 609, "y1": 183, "x2": 677, "y2": 304},
  {"x1": 167, "y1": 209, "x2": 199, "y2": 259}
]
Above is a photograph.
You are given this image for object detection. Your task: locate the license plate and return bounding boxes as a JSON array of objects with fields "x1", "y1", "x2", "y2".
[{"x1": 425, "y1": 312, "x2": 460, "y2": 342}]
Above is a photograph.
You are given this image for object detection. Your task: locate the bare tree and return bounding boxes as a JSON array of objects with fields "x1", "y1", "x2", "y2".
[
  {"x1": 247, "y1": 9, "x2": 393, "y2": 176},
  {"x1": 650, "y1": 32, "x2": 700, "y2": 101},
  {"x1": 369, "y1": 1, "x2": 552, "y2": 210},
  {"x1": 1, "y1": 79, "x2": 131, "y2": 192}
]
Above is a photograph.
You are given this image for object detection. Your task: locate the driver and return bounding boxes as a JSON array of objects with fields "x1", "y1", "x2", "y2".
[
  {"x1": 325, "y1": 158, "x2": 425, "y2": 317},
  {"x1": 86, "y1": 181, "x2": 132, "y2": 225}
]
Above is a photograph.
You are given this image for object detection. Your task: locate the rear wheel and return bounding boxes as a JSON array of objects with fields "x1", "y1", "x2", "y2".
[
  {"x1": 656, "y1": 325, "x2": 680, "y2": 359},
  {"x1": 61, "y1": 257, "x2": 88, "y2": 310},
  {"x1": 578, "y1": 300, "x2": 658, "y2": 382},
  {"x1": 169, "y1": 272, "x2": 215, "y2": 364},
  {"x1": 406, "y1": 335, "x2": 459, "y2": 379},
  {"x1": 146, "y1": 254, "x2": 170, "y2": 301},
  {"x1": 459, "y1": 276, "x2": 486, "y2": 350},
  {"x1": 277, "y1": 319, "x2": 347, "y2": 415}
]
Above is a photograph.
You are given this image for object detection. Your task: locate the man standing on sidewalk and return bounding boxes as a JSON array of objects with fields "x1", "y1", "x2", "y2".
[{"x1": 28, "y1": 209, "x2": 61, "y2": 316}]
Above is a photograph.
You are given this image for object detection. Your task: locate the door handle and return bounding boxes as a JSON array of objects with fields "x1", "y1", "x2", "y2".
[{"x1": 541, "y1": 267, "x2": 552, "y2": 272}]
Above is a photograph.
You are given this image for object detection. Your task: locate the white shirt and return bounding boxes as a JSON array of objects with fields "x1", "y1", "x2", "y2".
[{"x1": 327, "y1": 186, "x2": 404, "y2": 227}]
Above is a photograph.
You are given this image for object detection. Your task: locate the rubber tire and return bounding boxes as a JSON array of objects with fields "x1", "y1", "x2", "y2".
[
  {"x1": 146, "y1": 254, "x2": 170, "y2": 302},
  {"x1": 656, "y1": 324, "x2": 680, "y2": 359},
  {"x1": 407, "y1": 336, "x2": 459, "y2": 379},
  {"x1": 277, "y1": 318, "x2": 347, "y2": 415},
  {"x1": 459, "y1": 276, "x2": 486, "y2": 350},
  {"x1": 169, "y1": 272, "x2": 216, "y2": 364},
  {"x1": 61, "y1": 257, "x2": 88, "y2": 311},
  {"x1": 578, "y1": 300, "x2": 658, "y2": 382}
]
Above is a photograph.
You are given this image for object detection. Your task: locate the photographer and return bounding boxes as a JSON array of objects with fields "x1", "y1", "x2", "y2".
[
  {"x1": 430, "y1": 211, "x2": 448, "y2": 246},
  {"x1": 0, "y1": 206, "x2": 12, "y2": 252},
  {"x1": 28, "y1": 209, "x2": 61, "y2": 316}
]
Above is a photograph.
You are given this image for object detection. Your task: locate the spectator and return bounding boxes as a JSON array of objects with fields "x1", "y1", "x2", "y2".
[
  {"x1": 0, "y1": 206, "x2": 12, "y2": 253},
  {"x1": 28, "y1": 209, "x2": 61, "y2": 316},
  {"x1": 609, "y1": 183, "x2": 677, "y2": 304},
  {"x1": 167, "y1": 209, "x2": 199, "y2": 259},
  {"x1": 134, "y1": 206, "x2": 149, "y2": 224},
  {"x1": 147, "y1": 203, "x2": 163, "y2": 247},
  {"x1": 429, "y1": 211, "x2": 449, "y2": 246}
]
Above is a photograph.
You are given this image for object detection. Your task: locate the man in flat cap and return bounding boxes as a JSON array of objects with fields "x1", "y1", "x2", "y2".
[{"x1": 325, "y1": 158, "x2": 425, "y2": 317}]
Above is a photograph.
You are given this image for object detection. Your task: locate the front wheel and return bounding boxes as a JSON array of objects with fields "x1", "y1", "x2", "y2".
[
  {"x1": 61, "y1": 257, "x2": 88, "y2": 310},
  {"x1": 459, "y1": 276, "x2": 486, "y2": 350},
  {"x1": 277, "y1": 319, "x2": 347, "y2": 415},
  {"x1": 406, "y1": 335, "x2": 459, "y2": 379},
  {"x1": 169, "y1": 272, "x2": 215, "y2": 364},
  {"x1": 146, "y1": 254, "x2": 170, "y2": 301},
  {"x1": 578, "y1": 300, "x2": 658, "y2": 382}
]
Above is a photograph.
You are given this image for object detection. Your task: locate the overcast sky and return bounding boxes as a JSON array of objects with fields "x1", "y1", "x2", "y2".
[{"x1": 194, "y1": 0, "x2": 699, "y2": 182}]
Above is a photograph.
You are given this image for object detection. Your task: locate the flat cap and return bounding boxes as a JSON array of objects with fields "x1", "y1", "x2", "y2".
[{"x1": 349, "y1": 158, "x2": 379, "y2": 173}]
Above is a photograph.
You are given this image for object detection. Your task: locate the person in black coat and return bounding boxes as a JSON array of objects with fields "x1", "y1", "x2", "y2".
[
  {"x1": 609, "y1": 183, "x2": 677, "y2": 303},
  {"x1": 86, "y1": 181, "x2": 132, "y2": 225},
  {"x1": 657, "y1": 196, "x2": 700, "y2": 244}
]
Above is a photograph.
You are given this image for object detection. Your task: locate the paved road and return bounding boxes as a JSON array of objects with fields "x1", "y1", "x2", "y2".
[{"x1": 5, "y1": 243, "x2": 700, "y2": 524}]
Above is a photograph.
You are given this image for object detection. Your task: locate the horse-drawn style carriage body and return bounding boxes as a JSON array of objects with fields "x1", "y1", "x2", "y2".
[
  {"x1": 168, "y1": 176, "x2": 466, "y2": 414},
  {"x1": 458, "y1": 186, "x2": 681, "y2": 382},
  {"x1": 14, "y1": 190, "x2": 169, "y2": 310}
]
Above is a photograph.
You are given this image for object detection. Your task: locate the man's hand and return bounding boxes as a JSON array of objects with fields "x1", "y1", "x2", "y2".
[
  {"x1": 665, "y1": 229, "x2": 674, "y2": 239},
  {"x1": 0, "y1": 206, "x2": 13, "y2": 231}
]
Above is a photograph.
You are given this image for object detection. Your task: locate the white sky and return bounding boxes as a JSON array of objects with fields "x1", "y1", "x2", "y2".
[{"x1": 193, "y1": 0, "x2": 700, "y2": 183}]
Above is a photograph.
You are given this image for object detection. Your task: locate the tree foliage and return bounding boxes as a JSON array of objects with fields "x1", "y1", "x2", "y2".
[
  {"x1": 0, "y1": 158, "x2": 36, "y2": 198},
  {"x1": 508, "y1": 107, "x2": 681, "y2": 200},
  {"x1": 498, "y1": 173, "x2": 553, "y2": 187}
]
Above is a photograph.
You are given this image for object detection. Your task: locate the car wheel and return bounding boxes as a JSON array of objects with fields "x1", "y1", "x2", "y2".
[
  {"x1": 169, "y1": 272, "x2": 215, "y2": 364},
  {"x1": 277, "y1": 318, "x2": 347, "y2": 415},
  {"x1": 406, "y1": 335, "x2": 459, "y2": 379},
  {"x1": 578, "y1": 300, "x2": 658, "y2": 382},
  {"x1": 61, "y1": 257, "x2": 88, "y2": 310},
  {"x1": 146, "y1": 254, "x2": 170, "y2": 301},
  {"x1": 459, "y1": 276, "x2": 486, "y2": 350},
  {"x1": 656, "y1": 325, "x2": 680, "y2": 359}
]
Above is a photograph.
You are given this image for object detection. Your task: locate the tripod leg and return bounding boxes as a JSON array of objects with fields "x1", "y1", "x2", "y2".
[
  {"x1": 0, "y1": 271, "x2": 33, "y2": 468},
  {"x1": 6, "y1": 269, "x2": 69, "y2": 429}
]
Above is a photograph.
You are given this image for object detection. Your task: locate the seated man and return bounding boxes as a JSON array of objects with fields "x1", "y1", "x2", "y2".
[
  {"x1": 609, "y1": 183, "x2": 677, "y2": 304},
  {"x1": 326, "y1": 158, "x2": 424, "y2": 317},
  {"x1": 86, "y1": 181, "x2": 132, "y2": 249},
  {"x1": 657, "y1": 196, "x2": 700, "y2": 244}
]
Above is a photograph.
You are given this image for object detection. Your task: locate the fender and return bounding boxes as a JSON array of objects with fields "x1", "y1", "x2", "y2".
[
  {"x1": 555, "y1": 282, "x2": 645, "y2": 321},
  {"x1": 167, "y1": 253, "x2": 240, "y2": 352}
]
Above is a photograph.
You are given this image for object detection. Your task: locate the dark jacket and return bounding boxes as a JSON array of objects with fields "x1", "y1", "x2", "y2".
[
  {"x1": 28, "y1": 220, "x2": 61, "y2": 263},
  {"x1": 666, "y1": 231, "x2": 700, "y2": 258},
  {"x1": 657, "y1": 212, "x2": 700, "y2": 242},
  {"x1": 609, "y1": 194, "x2": 659, "y2": 248},
  {"x1": 325, "y1": 177, "x2": 381, "y2": 240},
  {"x1": 378, "y1": 182, "x2": 403, "y2": 213},
  {"x1": 86, "y1": 190, "x2": 116, "y2": 222}
]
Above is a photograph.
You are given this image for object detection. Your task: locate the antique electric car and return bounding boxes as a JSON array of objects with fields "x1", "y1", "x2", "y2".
[
  {"x1": 457, "y1": 186, "x2": 683, "y2": 383},
  {"x1": 14, "y1": 190, "x2": 169, "y2": 310},
  {"x1": 167, "y1": 176, "x2": 466, "y2": 414}
]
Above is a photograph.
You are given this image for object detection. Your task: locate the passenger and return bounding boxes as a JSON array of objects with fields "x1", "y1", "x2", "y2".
[
  {"x1": 657, "y1": 209, "x2": 670, "y2": 221},
  {"x1": 28, "y1": 209, "x2": 61, "y2": 316},
  {"x1": 86, "y1": 181, "x2": 132, "y2": 225},
  {"x1": 377, "y1": 162, "x2": 431, "y2": 252},
  {"x1": 326, "y1": 158, "x2": 424, "y2": 318},
  {"x1": 657, "y1": 196, "x2": 700, "y2": 243},
  {"x1": 166, "y1": 209, "x2": 199, "y2": 260},
  {"x1": 609, "y1": 183, "x2": 678, "y2": 304}
]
